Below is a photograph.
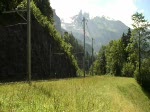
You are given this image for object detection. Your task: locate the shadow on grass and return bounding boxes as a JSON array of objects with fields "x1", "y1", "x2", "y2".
[
  {"x1": 0, "y1": 75, "x2": 91, "y2": 85},
  {"x1": 142, "y1": 87, "x2": 150, "y2": 99},
  {"x1": 32, "y1": 84, "x2": 52, "y2": 98}
]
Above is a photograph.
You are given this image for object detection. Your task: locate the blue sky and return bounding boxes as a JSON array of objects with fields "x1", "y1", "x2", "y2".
[
  {"x1": 135, "y1": 0, "x2": 150, "y2": 21},
  {"x1": 50, "y1": 0, "x2": 150, "y2": 27}
]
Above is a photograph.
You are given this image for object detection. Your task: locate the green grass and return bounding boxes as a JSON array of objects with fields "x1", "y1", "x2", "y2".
[{"x1": 0, "y1": 76, "x2": 150, "y2": 112}]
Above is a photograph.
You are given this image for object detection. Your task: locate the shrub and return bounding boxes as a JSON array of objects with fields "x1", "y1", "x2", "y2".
[
  {"x1": 122, "y1": 62, "x2": 135, "y2": 77},
  {"x1": 134, "y1": 58, "x2": 150, "y2": 89}
]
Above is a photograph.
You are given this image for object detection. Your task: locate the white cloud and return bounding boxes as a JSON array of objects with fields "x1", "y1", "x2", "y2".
[{"x1": 50, "y1": 0, "x2": 137, "y2": 27}]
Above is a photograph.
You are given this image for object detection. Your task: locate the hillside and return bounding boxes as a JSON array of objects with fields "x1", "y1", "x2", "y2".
[
  {"x1": 0, "y1": 76, "x2": 150, "y2": 111},
  {"x1": 62, "y1": 11, "x2": 129, "y2": 52},
  {"x1": 0, "y1": 0, "x2": 78, "y2": 81}
]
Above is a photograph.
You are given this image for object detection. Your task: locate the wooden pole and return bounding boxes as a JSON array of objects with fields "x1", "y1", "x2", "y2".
[{"x1": 27, "y1": 0, "x2": 31, "y2": 85}]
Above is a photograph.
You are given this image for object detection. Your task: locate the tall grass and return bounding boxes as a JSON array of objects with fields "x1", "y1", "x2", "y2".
[{"x1": 0, "y1": 76, "x2": 150, "y2": 112}]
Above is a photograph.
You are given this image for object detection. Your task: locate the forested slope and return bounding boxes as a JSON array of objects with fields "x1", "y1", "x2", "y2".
[
  {"x1": 0, "y1": 0, "x2": 78, "y2": 81},
  {"x1": 91, "y1": 12, "x2": 150, "y2": 90}
]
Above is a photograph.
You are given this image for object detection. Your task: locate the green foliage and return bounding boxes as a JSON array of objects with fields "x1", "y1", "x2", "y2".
[
  {"x1": 93, "y1": 60, "x2": 100, "y2": 75},
  {"x1": 122, "y1": 62, "x2": 135, "y2": 77},
  {"x1": 106, "y1": 40, "x2": 126, "y2": 76},
  {"x1": 17, "y1": 0, "x2": 79, "y2": 74},
  {"x1": 121, "y1": 28, "x2": 131, "y2": 62},
  {"x1": 93, "y1": 46, "x2": 106, "y2": 75},
  {"x1": 140, "y1": 58, "x2": 150, "y2": 88},
  {"x1": 121, "y1": 28, "x2": 131, "y2": 48},
  {"x1": 33, "y1": 0, "x2": 53, "y2": 23},
  {"x1": 132, "y1": 12, "x2": 148, "y2": 30},
  {"x1": 92, "y1": 12, "x2": 150, "y2": 83},
  {"x1": 134, "y1": 66, "x2": 140, "y2": 82},
  {"x1": 0, "y1": 0, "x2": 22, "y2": 11},
  {"x1": 63, "y1": 32, "x2": 70, "y2": 43},
  {"x1": 130, "y1": 12, "x2": 150, "y2": 58},
  {"x1": 134, "y1": 58, "x2": 150, "y2": 88},
  {"x1": 99, "y1": 47, "x2": 106, "y2": 74},
  {"x1": 32, "y1": 1, "x2": 78, "y2": 71},
  {"x1": 62, "y1": 31, "x2": 94, "y2": 74},
  {"x1": 126, "y1": 35, "x2": 138, "y2": 66},
  {"x1": 129, "y1": 12, "x2": 150, "y2": 88},
  {"x1": 0, "y1": 0, "x2": 23, "y2": 23},
  {"x1": 92, "y1": 25, "x2": 134, "y2": 77}
]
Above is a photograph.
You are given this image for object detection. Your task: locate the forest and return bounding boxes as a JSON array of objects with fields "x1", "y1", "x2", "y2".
[{"x1": 92, "y1": 12, "x2": 150, "y2": 89}]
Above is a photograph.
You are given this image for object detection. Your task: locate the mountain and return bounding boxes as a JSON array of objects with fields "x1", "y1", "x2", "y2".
[
  {"x1": 53, "y1": 9, "x2": 62, "y2": 33},
  {"x1": 53, "y1": 10, "x2": 93, "y2": 55},
  {"x1": 61, "y1": 10, "x2": 129, "y2": 52}
]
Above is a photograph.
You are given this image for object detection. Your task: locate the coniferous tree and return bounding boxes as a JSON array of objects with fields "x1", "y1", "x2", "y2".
[
  {"x1": 127, "y1": 12, "x2": 150, "y2": 86},
  {"x1": 121, "y1": 28, "x2": 131, "y2": 62},
  {"x1": 99, "y1": 46, "x2": 106, "y2": 74},
  {"x1": 63, "y1": 31, "x2": 94, "y2": 72}
]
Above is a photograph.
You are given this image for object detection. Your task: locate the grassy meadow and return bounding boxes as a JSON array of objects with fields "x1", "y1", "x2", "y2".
[{"x1": 0, "y1": 76, "x2": 150, "y2": 112}]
